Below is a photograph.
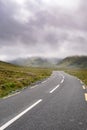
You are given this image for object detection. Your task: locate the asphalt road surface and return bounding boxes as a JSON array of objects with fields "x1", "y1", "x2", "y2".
[{"x1": 0, "y1": 71, "x2": 87, "y2": 130}]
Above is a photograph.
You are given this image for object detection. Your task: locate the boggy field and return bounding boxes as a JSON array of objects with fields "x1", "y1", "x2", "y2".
[{"x1": 0, "y1": 61, "x2": 52, "y2": 98}]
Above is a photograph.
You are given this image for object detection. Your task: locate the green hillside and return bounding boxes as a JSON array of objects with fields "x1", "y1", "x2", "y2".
[
  {"x1": 57, "y1": 56, "x2": 87, "y2": 86},
  {"x1": 0, "y1": 61, "x2": 52, "y2": 98},
  {"x1": 58, "y1": 56, "x2": 87, "y2": 68}
]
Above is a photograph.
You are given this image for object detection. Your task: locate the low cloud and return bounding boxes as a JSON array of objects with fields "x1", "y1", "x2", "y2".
[{"x1": 0, "y1": 0, "x2": 87, "y2": 61}]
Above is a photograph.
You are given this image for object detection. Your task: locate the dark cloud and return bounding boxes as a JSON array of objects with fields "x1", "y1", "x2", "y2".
[{"x1": 0, "y1": 0, "x2": 87, "y2": 60}]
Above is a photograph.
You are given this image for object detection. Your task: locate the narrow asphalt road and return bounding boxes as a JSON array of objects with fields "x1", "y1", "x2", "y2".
[{"x1": 0, "y1": 71, "x2": 87, "y2": 130}]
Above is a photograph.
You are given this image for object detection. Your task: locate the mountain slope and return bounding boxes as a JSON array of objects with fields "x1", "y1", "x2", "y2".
[
  {"x1": 0, "y1": 60, "x2": 17, "y2": 69},
  {"x1": 58, "y1": 56, "x2": 87, "y2": 68}
]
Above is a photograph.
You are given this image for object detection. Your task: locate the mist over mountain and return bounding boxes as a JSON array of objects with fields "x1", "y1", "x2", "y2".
[
  {"x1": 9, "y1": 55, "x2": 87, "y2": 68},
  {"x1": 1, "y1": 56, "x2": 87, "y2": 69},
  {"x1": 10, "y1": 57, "x2": 61, "y2": 67}
]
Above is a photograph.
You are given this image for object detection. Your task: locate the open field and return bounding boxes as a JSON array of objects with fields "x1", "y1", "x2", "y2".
[
  {"x1": 65, "y1": 69, "x2": 87, "y2": 86},
  {"x1": 0, "y1": 61, "x2": 52, "y2": 98},
  {"x1": 0, "y1": 60, "x2": 87, "y2": 98}
]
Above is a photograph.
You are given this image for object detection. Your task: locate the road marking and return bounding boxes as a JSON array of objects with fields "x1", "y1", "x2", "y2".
[
  {"x1": 61, "y1": 79, "x2": 64, "y2": 84},
  {"x1": 80, "y1": 80, "x2": 83, "y2": 84},
  {"x1": 3, "y1": 92, "x2": 20, "y2": 99},
  {"x1": 0, "y1": 99, "x2": 42, "y2": 130},
  {"x1": 31, "y1": 85, "x2": 38, "y2": 89},
  {"x1": 82, "y1": 85, "x2": 85, "y2": 90},
  {"x1": 42, "y1": 81, "x2": 47, "y2": 83},
  {"x1": 50, "y1": 84, "x2": 60, "y2": 93},
  {"x1": 85, "y1": 93, "x2": 87, "y2": 101}
]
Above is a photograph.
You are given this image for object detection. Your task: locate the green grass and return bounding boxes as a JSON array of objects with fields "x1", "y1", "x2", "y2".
[
  {"x1": 65, "y1": 69, "x2": 87, "y2": 86},
  {"x1": 0, "y1": 61, "x2": 52, "y2": 98}
]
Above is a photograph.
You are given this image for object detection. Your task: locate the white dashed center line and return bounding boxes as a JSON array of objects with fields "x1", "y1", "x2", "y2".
[
  {"x1": 61, "y1": 79, "x2": 64, "y2": 84},
  {"x1": 0, "y1": 99, "x2": 42, "y2": 130},
  {"x1": 50, "y1": 84, "x2": 60, "y2": 93},
  {"x1": 49, "y1": 75, "x2": 65, "y2": 94}
]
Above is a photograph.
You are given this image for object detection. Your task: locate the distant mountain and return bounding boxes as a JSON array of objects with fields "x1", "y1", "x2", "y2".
[
  {"x1": 57, "y1": 56, "x2": 87, "y2": 68},
  {"x1": 10, "y1": 57, "x2": 61, "y2": 67}
]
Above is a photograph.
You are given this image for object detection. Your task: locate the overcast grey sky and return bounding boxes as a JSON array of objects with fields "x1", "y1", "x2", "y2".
[{"x1": 0, "y1": 0, "x2": 87, "y2": 61}]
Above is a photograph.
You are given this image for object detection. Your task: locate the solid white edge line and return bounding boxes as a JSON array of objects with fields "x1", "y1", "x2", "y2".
[
  {"x1": 0, "y1": 99, "x2": 42, "y2": 130},
  {"x1": 3, "y1": 92, "x2": 20, "y2": 99},
  {"x1": 82, "y1": 85, "x2": 85, "y2": 90},
  {"x1": 42, "y1": 81, "x2": 46, "y2": 84},
  {"x1": 80, "y1": 80, "x2": 83, "y2": 84},
  {"x1": 50, "y1": 84, "x2": 60, "y2": 94},
  {"x1": 85, "y1": 93, "x2": 87, "y2": 101},
  {"x1": 31, "y1": 85, "x2": 38, "y2": 89}
]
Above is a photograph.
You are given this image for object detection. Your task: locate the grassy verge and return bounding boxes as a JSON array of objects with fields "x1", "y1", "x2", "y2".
[
  {"x1": 0, "y1": 62, "x2": 52, "y2": 98},
  {"x1": 64, "y1": 69, "x2": 87, "y2": 86}
]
